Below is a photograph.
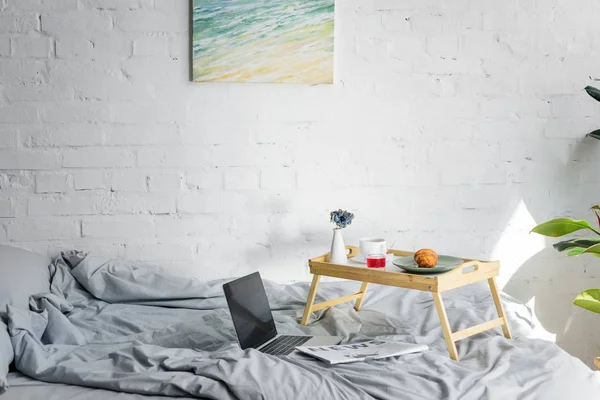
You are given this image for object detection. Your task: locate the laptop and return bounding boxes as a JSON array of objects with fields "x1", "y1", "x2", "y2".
[{"x1": 223, "y1": 272, "x2": 342, "y2": 356}]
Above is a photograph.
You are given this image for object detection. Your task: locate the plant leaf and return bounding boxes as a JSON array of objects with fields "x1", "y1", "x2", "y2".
[
  {"x1": 582, "y1": 243, "x2": 600, "y2": 256},
  {"x1": 531, "y1": 218, "x2": 597, "y2": 237},
  {"x1": 574, "y1": 289, "x2": 600, "y2": 314},
  {"x1": 554, "y1": 238, "x2": 600, "y2": 252},
  {"x1": 585, "y1": 86, "x2": 600, "y2": 102},
  {"x1": 587, "y1": 129, "x2": 600, "y2": 140},
  {"x1": 567, "y1": 247, "x2": 587, "y2": 256},
  {"x1": 592, "y1": 205, "x2": 600, "y2": 211}
]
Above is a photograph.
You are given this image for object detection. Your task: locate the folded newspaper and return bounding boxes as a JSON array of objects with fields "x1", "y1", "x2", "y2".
[{"x1": 296, "y1": 340, "x2": 429, "y2": 365}]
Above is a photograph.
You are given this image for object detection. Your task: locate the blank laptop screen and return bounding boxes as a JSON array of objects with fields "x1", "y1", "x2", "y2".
[{"x1": 223, "y1": 272, "x2": 277, "y2": 350}]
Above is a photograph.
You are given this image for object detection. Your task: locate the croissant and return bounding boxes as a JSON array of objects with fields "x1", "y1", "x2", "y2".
[{"x1": 414, "y1": 249, "x2": 438, "y2": 268}]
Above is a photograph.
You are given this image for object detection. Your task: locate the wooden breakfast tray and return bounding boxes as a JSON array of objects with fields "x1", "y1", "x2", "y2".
[{"x1": 301, "y1": 246, "x2": 512, "y2": 361}]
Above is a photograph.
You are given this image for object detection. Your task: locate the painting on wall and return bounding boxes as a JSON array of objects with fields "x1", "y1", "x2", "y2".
[{"x1": 192, "y1": 0, "x2": 335, "y2": 84}]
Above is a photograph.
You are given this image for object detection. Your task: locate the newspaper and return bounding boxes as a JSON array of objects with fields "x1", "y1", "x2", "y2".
[{"x1": 296, "y1": 340, "x2": 429, "y2": 365}]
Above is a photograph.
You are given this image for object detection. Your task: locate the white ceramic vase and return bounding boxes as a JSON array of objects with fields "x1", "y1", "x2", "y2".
[{"x1": 329, "y1": 228, "x2": 347, "y2": 264}]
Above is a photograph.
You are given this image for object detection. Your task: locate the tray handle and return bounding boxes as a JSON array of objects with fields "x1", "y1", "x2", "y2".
[
  {"x1": 455, "y1": 260, "x2": 480, "y2": 274},
  {"x1": 346, "y1": 245, "x2": 359, "y2": 258},
  {"x1": 323, "y1": 245, "x2": 360, "y2": 263}
]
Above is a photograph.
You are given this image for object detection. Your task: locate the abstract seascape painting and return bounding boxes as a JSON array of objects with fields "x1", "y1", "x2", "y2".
[{"x1": 192, "y1": 0, "x2": 335, "y2": 84}]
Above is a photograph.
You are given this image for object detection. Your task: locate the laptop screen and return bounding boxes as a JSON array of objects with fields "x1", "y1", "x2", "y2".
[{"x1": 223, "y1": 272, "x2": 277, "y2": 350}]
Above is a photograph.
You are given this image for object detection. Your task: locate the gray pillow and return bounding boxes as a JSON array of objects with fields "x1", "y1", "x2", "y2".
[
  {"x1": 0, "y1": 319, "x2": 11, "y2": 394},
  {"x1": 0, "y1": 245, "x2": 51, "y2": 311},
  {"x1": 0, "y1": 245, "x2": 51, "y2": 394}
]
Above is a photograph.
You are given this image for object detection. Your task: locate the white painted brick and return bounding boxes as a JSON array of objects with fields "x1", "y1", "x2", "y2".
[
  {"x1": 442, "y1": 10, "x2": 482, "y2": 31},
  {"x1": 381, "y1": 11, "x2": 411, "y2": 32},
  {"x1": 115, "y1": 11, "x2": 181, "y2": 32},
  {"x1": 41, "y1": 12, "x2": 112, "y2": 37},
  {"x1": 102, "y1": 192, "x2": 176, "y2": 215},
  {"x1": 0, "y1": 150, "x2": 59, "y2": 169},
  {"x1": 0, "y1": 127, "x2": 19, "y2": 148},
  {"x1": 125, "y1": 243, "x2": 195, "y2": 262},
  {"x1": 0, "y1": 171, "x2": 35, "y2": 194},
  {"x1": 133, "y1": 37, "x2": 169, "y2": 56},
  {"x1": 76, "y1": 79, "x2": 153, "y2": 102},
  {"x1": 104, "y1": 124, "x2": 178, "y2": 146},
  {"x1": 92, "y1": 35, "x2": 133, "y2": 60},
  {"x1": 428, "y1": 141, "x2": 498, "y2": 164},
  {"x1": 148, "y1": 172, "x2": 182, "y2": 192},
  {"x1": 544, "y1": 118, "x2": 598, "y2": 139},
  {"x1": 121, "y1": 56, "x2": 181, "y2": 83},
  {"x1": 479, "y1": 96, "x2": 551, "y2": 119},
  {"x1": 410, "y1": 12, "x2": 443, "y2": 34},
  {"x1": 82, "y1": 216, "x2": 156, "y2": 239},
  {"x1": 26, "y1": 124, "x2": 103, "y2": 147},
  {"x1": 186, "y1": 170, "x2": 222, "y2": 190},
  {"x1": 7, "y1": 0, "x2": 78, "y2": 10},
  {"x1": 177, "y1": 191, "x2": 246, "y2": 214},
  {"x1": 40, "y1": 0, "x2": 79, "y2": 11},
  {"x1": 0, "y1": 38, "x2": 10, "y2": 56},
  {"x1": 72, "y1": 170, "x2": 106, "y2": 191},
  {"x1": 441, "y1": 164, "x2": 506, "y2": 185},
  {"x1": 0, "y1": 13, "x2": 39, "y2": 33},
  {"x1": 154, "y1": 0, "x2": 189, "y2": 12},
  {"x1": 7, "y1": 219, "x2": 80, "y2": 241},
  {"x1": 210, "y1": 144, "x2": 288, "y2": 167},
  {"x1": 41, "y1": 102, "x2": 111, "y2": 123},
  {"x1": 0, "y1": 104, "x2": 40, "y2": 123},
  {"x1": 11, "y1": 37, "x2": 52, "y2": 58},
  {"x1": 0, "y1": 199, "x2": 14, "y2": 218},
  {"x1": 412, "y1": 54, "x2": 482, "y2": 75},
  {"x1": 110, "y1": 103, "x2": 185, "y2": 124},
  {"x1": 224, "y1": 169, "x2": 259, "y2": 191},
  {"x1": 138, "y1": 147, "x2": 209, "y2": 168},
  {"x1": 29, "y1": 194, "x2": 102, "y2": 216},
  {"x1": 35, "y1": 173, "x2": 69, "y2": 193},
  {"x1": 386, "y1": 37, "x2": 426, "y2": 60},
  {"x1": 426, "y1": 35, "x2": 459, "y2": 58},
  {"x1": 0, "y1": 59, "x2": 46, "y2": 84},
  {"x1": 580, "y1": 163, "x2": 600, "y2": 183},
  {"x1": 80, "y1": 0, "x2": 153, "y2": 10},
  {"x1": 155, "y1": 215, "x2": 224, "y2": 240},
  {"x1": 4, "y1": 85, "x2": 74, "y2": 102},
  {"x1": 56, "y1": 38, "x2": 94, "y2": 59},
  {"x1": 108, "y1": 170, "x2": 148, "y2": 191},
  {"x1": 260, "y1": 167, "x2": 296, "y2": 190},
  {"x1": 63, "y1": 148, "x2": 136, "y2": 168}
]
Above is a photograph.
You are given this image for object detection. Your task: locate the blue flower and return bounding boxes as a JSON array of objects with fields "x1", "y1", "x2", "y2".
[{"x1": 330, "y1": 209, "x2": 354, "y2": 229}]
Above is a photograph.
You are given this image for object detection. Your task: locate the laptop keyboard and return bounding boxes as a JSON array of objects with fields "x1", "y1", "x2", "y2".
[{"x1": 260, "y1": 335, "x2": 312, "y2": 356}]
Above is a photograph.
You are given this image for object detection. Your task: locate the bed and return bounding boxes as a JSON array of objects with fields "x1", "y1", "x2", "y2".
[{"x1": 1, "y1": 248, "x2": 599, "y2": 399}]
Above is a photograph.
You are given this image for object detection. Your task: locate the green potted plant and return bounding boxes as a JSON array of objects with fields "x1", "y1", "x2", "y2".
[
  {"x1": 531, "y1": 207, "x2": 600, "y2": 313},
  {"x1": 585, "y1": 85, "x2": 600, "y2": 139}
]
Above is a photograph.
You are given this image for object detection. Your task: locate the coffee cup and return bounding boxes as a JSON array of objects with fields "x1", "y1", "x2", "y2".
[{"x1": 359, "y1": 238, "x2": 387, "y2": 257}]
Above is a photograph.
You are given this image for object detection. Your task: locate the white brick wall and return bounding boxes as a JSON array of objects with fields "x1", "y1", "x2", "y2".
[{"x1": 1, "y1": 0, "x2": 600, "y2": 364}]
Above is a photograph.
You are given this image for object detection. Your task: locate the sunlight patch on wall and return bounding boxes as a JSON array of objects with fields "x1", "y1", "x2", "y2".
[{"x1": 491, "y1": 199, "x2": 546, "y2": 288}]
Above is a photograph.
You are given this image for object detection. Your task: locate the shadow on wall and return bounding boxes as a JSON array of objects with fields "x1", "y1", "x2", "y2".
[
  {"x1": 500, "y1": 138, "x2": 600, "y2": 365},
  {"x1": 504, "y1": 247, "x2": 600, "y2": 364}
]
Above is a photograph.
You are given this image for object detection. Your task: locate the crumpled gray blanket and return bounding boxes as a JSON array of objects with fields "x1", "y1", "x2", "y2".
[{"x1": 6, "y1": 251, "x2": 600, "y2": 399}]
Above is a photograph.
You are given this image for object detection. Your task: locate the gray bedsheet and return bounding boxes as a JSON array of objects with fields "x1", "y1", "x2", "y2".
[{"x1": 5, "y1": 252, "x2": 600, "y2": 399}]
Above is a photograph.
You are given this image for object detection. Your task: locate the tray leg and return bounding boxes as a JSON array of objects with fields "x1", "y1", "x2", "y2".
[
  {"x1": 301, "y1": 274, "x2": 321, "y2": 326},
  {"x1": 353, "y1": 282, "x2": 369, "y2": 311},
  {"x1": 488, "y1": 277, "x2": 512, "y2": 339},
  {"x1": 432, "y1": 292, "x2": 459, "y2": 361}
]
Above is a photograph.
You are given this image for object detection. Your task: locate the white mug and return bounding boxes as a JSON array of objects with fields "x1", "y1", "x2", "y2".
[{"x1": 359, "y1": 238, "x2": 387, "y2": 257}]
